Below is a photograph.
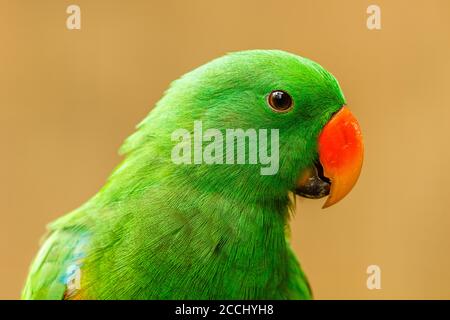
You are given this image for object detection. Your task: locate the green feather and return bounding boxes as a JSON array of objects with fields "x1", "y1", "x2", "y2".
[{"x1": 23, "y1": 50, "x2": 344, "y2": 299}]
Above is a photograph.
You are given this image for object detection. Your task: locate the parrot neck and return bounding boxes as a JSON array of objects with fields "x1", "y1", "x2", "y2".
[
  {"x1": 86, "y1": 147, "x2": 298, "y2": 298},
  {"x1": 147, "y1": 181, "x2": 294, "y2": 297}
]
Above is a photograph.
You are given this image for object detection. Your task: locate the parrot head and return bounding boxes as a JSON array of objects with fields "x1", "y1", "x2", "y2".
[{"x1": 124, "y1": 50, "x2": 363, "y2": 208}]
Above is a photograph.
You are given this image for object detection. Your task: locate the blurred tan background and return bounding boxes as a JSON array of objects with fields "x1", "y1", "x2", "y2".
[{"x1": 1, "y1": 0, "x2": 450, "y2": 299}]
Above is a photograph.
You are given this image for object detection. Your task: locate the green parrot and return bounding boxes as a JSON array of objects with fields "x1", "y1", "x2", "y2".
[{"x1": 22, "y1": 50, "x2": 363, "y2": 300}]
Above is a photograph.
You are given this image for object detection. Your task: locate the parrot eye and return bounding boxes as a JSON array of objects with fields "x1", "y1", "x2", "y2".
[{"x1": 267, "y1": 90, "x2": 293, "y2": 112}]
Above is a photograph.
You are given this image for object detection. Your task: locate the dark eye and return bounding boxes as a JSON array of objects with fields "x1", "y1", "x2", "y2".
[{"x1": 267, "y1": 90, "x2": 293, "y2": 112}]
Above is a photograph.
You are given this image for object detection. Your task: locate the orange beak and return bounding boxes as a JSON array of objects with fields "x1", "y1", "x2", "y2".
[{"x1": 318, "y1": 106, "x2": 364, "y2": 208}]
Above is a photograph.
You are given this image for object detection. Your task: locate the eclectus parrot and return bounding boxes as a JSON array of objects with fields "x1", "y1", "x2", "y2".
[{"x1": 22, "y1": 50, "x2": 363, "y2": 300}]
